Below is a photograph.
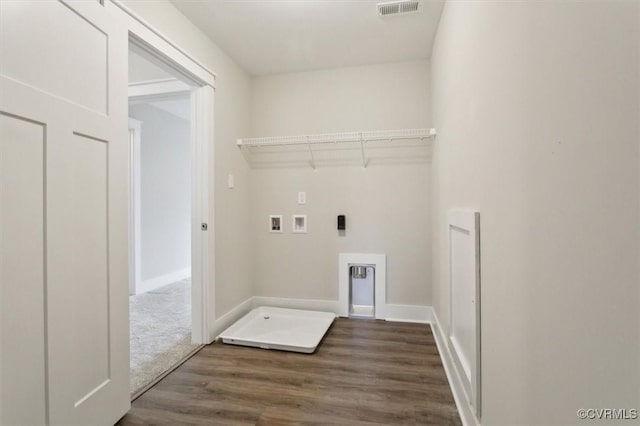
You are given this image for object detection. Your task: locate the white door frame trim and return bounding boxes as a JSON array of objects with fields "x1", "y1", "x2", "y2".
[
  {"x1": 128, "y1": 78, "x2": 192, "y2": 99},
  {"x1": 127, "y1": 117, "x2": 142, "y2": 296},
  {"x1": 108, "y1": 0, "x2": 216, "y2": 85},
  {"x1": 191, "y1": 86, "x2": 214, "y2": 343},
  {"x1": 110, "y1": 1, "x2": 216, "y2": 344}
]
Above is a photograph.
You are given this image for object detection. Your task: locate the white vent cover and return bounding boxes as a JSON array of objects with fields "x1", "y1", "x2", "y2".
[{"x1": 377, "y1": 0, "x2": 420, "y2": 17}]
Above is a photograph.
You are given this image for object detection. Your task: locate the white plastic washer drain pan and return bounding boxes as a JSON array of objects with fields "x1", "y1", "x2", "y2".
[{"x1": 219, "y1": 306, "x2": 336, "y2": 353}]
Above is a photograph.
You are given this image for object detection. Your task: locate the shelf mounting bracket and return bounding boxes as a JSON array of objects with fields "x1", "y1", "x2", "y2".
[
  {"x1": 306, "y1": 136, "x2": 316, "y2": 170},
  {"x1": 359, "y1": 132, "x2": 368, "y2": 169}
]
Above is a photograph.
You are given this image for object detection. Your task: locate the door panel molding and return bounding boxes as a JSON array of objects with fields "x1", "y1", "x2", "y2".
[
  {"x1": 1, "y1": 0, "x2": 131, "y2": 423},
  {"x1": 0, "y1": 0, "x2": 109, "y2": 114},
  {"x1": 448, "y1": 209, "x2": 481, "y2": 420},
  {"x1": 0, "y1": 112, "x2": 47, "y2": 426}
]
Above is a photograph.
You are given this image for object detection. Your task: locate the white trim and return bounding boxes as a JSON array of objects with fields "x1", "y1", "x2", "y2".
[
  {"x1": 108, "y1": 0, "x2": 216, "y2": 86},
  {"x1": 338, "y1": 253, "x2": 386, "y2": 319},
  {"x1": 448, "y1": 209, "x2": 481, "y2": 418},
  {"x1": 211, "y1": 297, "x2": 254, "y2": 339},
  {"x1": 252, "y1": 296, "x2": 340, "y2": 314},
  {"x1": 430, "y1": 310, "x2": 480, "y2": 426},
  {"x1": 350, "y1": 305, "x2": 374, "y2": 317},
  {"x1": 136, "y1": 268, "x2": 191, "y2": 295},
  {"x1": 191, "y1": 85, "x2": 214, "y2": 344},
  {"x1": 127, "y1": 118, "x2": 142, "y2": 296},
  {"x1": 385, "y1": 304, "x2": 432, "y2": 323},
  {"x1": 128, "y1": 78, "x2": 191, "y2": 99},
  {"x1": 249, "y1": 296, "x2": 431, "y2": 325}
]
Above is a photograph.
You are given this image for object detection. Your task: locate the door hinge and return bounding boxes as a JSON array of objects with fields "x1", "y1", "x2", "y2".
[{"x1": 201, "y1": 223, "x2": 208, "y2": 231}]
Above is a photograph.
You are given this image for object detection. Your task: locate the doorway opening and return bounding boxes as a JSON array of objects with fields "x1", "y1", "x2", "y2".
[{"x1": 127, "y1": 40, "x2": 208, "y2": 399}]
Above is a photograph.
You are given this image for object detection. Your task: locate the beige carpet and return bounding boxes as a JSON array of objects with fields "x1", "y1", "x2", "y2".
[{"x1": 129, "y1": 279, "x2": 200, "y2": 396}]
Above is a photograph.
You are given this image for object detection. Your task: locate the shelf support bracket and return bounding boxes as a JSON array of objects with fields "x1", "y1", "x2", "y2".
[
  {"x1": 306, "y1": 136, "x2": 316, "y2": 170},
  {"x1": 359, "y1": 133, "x2": 368, "y2": 169}
]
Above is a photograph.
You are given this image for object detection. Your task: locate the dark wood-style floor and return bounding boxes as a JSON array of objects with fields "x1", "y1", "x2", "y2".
[{"x1": 118, "y1": 318, "x2": 462, "y2": 425}]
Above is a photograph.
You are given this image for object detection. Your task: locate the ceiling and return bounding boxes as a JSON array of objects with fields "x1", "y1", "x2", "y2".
[{"x1": 170, "y1": 0, "x2": 445, "y2": 76}]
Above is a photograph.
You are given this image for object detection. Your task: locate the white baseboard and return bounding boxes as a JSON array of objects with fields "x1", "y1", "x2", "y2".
[
  {"x1": 252, "y1": 296, "x2": 340, "y2": 314},
  {"x1": 385, "y1": 304, "x2": 433, "y2": 323},
  {"x1": 430, "y1": 310, "x2": 479, "y2": 426},
  {"x1": 248, "y1": 297, "x2": 433, "y2": 324},
  {"x1": 212, "y1": 297, "x2": 443, "y2": 332},
  {"x1": 137, "y1": 268, "x2": 190, "y2": 294},
  {"x1": 212, "y1": 297, "x2": 430, "y2": 340},
  {"x1": 211, "y1": 296, "x2": 254, "y2": 339},
  {"x1": 350, "y1": 304, "x2": 374, "y2": 316}
]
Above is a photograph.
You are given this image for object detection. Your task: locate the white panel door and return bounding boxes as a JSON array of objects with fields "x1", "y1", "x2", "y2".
[
  {"x1": 448, "y1": 209, "x2": 481, "y2": 418},
  {"x1": 0, "y1": 1, "x2": 130, "y2": 425}
]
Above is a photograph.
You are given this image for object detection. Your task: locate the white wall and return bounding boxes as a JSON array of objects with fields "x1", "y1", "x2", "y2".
[
  {"x1": 430, "y1": 1, "x2": 640, "y2": 424},
  {"x1": 250, "y1": 61, "x2": 432, "y2": 307},
  {"x1": 121, "y1": 0, "x2": 253, "y2": 318},
  {"x1": 251, "y1": 60, "x2": 431, "y2": 135},
  {"x1": 129, "y1": 101, "x2": 190, "y2": 284}
]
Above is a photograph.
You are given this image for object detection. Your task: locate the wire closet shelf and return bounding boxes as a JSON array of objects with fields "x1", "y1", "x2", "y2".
[{"x1": 237, "y1": 128, "x2": 437, "y2": 169}]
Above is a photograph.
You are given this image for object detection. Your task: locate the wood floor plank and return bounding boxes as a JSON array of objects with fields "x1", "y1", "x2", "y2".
[{"x1": 118, "y1": 318, "x2": 461, "y2": 426}]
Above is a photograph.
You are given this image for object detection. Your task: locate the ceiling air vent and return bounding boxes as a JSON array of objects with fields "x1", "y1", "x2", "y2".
[{"x1": 377, "y1": 0, "x2": 420, "y2": 17}]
